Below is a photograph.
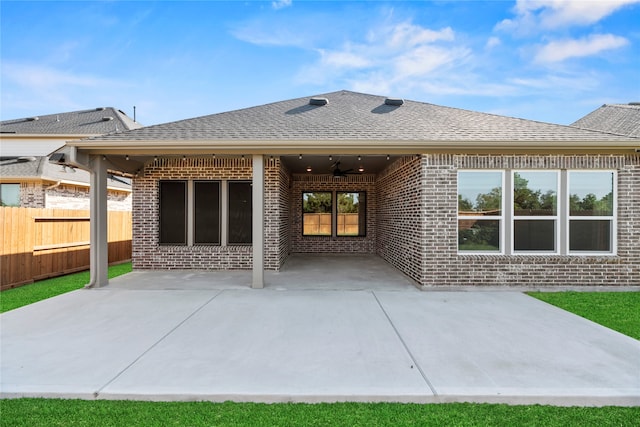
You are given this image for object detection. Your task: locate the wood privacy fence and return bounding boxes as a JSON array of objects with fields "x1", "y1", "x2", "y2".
[
  {"x1": 1, "y1": 207, "x2": 132, "y2": 290},
  {"x1": 303, "y1": 213, "x2": 359, "y2": 236}
]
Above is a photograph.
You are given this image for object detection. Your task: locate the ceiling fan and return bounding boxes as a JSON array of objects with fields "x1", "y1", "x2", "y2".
[{"x1": 331, "y1": 161, "x2": 360, "y2": 178}]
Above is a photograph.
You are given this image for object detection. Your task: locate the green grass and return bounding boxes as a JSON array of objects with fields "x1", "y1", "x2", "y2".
[
  {"x1": 527, "y1": 291, "x2": 640, "y2": 340},
  {"x1": 0, "y1": 399, "x2": 638, "y2": 427},
  {"x1": 0, "y1": 262, "x2": 132, "y2": 313}
]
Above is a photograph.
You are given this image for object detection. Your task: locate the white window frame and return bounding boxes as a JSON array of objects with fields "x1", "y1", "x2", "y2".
[
  {"x1": 511, "y1": 170, "x2": 560, "y2": 255},
  {"x1": 457, "y1": 169, "x2": 617, "y2": 256},
  {"x1": 457, "y1": 170, "x2": 505, "y2": 255},
  {"x1": 566, "y1": 170, "x2": 617, "y2": 256}
]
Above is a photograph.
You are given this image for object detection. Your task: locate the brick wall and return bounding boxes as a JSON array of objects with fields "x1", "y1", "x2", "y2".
[
  {"x1": 132, "y1": 156, "x2": 284, "y2": 271},
  {"x1": 20, "y1": 182, "x2": 45, "y2": 207},
  {"x1": 376, "y1": 156, "x2": 426, "y2": 284},
  {"x1": 290, "y1": 174, "x2": 377, "y2": 253},
  {"x1": 19, "y1": 181, "x2": 131, "y2": 210},
  {"x1": 415, "y1": 154, "x2": 640, "y2": 287}
]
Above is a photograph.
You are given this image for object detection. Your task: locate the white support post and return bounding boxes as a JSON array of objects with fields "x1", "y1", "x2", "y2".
[
  {"x1": 88, "y1": 155, "x2": 109, "y2": 288},
  {"x1": 252, "y1": 155, "x2": 264, "y2": 289}
]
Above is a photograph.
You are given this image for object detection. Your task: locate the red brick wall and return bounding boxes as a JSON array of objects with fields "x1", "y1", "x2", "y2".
[{"x1": 290, "y1": 174, "x2": 377, "y2": 253}]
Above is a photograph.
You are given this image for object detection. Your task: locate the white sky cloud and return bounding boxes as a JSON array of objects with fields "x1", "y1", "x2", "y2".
[
  {"x1": 535, "y1": 34, "x2": 629, "y2": 63},
  {"x1": 497, "y1": 0, "x2": 640, "y2": 34},
  {"x1": 272, "y1": 0, "x2": 292, "y2": 10}
]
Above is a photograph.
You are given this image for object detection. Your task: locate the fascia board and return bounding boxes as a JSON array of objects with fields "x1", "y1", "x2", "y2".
[{"x1": 66, "y1": 139, "x2": 640, "y2": 155}]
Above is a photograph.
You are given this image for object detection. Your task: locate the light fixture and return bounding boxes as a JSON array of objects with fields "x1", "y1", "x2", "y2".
[
  {"x1": 102, "y1": 155, "x2": 107, "y2": 161},
  {"x1": 154, "y1": 155, "x2": 158, "y2": 161},
  {"x1": 182, "y1": 155, "x2": 186, "y2": 161},
  {"x1": 357, "y1": 155, "x2": 361, "y2": 161},
  {"x1": 358, "y1": 166, "x2": 364, "y2": 173},
  {"x1": 306, "y1": 166, "x2": 312, "y2": 172},
  {"x1": 386, "y1": 154, "x2": 390, "y2": 161},
  {"x1": 299, "y1": 154, "x2": 303, "y2": 160},
  {"x1": 329, "y1": 155, "x2": 333, "y2": 161},
  {"x1": 212, "y1": 153, "x2": 216, "y2": 158},
  {"x1": 125, "y1": 154, "x2": 129, "y2": 161}
]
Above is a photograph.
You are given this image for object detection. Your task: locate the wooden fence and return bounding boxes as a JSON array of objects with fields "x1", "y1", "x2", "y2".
[
  {"x1": 303, "y1": 213, "x2": 359, "y2": 236},
  {"x1": 1, "y1": 207, "x2": 132, "y2": 290}
]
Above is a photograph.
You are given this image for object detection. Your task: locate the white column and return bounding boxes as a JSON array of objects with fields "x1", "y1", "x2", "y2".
[
  {"x1": 252, "y1": 155, "x2": 264, "y2": 289},
  {"x1": 88, "y1": 155, "x2": 109, "y2": 287}
]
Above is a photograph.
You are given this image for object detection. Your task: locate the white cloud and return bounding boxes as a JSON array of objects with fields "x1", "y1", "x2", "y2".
[
  {"x1": 318, "y1": 49, "x2": 371, "y2": 69},
  {"x1": 272, "y1": 0, "x2": 292, "y2": 10},
  {"x1": 535, "y1": 34, "x2": 629, "y2": 63},
  {"x1": 496, "y1": 0, "x2": 640, "y2": 34},
  {"x1": 486, "y1": 36, "x2": 501, "y2": 49}
]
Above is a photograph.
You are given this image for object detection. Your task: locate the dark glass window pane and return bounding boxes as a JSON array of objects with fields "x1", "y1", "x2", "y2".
[
  {"x1": 458, "y1": 219, "x2": 500, "y2": 252},
  {"x1": 303, "y1": 192, "x2": 332, "y2": 236},
  {"x1": 194, "y1": 181, "x2": 220, "y2": 244},
  {"x1": 513, "y1": 171, "x2": 557, "y2": 216},
  {"x1": 228, "y1": 181, "x2": 252, "y2": 244},
  {"x1": 570, "y1": 220, "x2": 611, "y2": 252},
  {"x1": 159, "y1": 181, "x2": 186, "y2": 244},
  {"x1": 0, "y1": 183, "x2": 20, "y2": 206},
  {"x1": 458, "y1": 171, "x2": 502, "y2": 216},
  {"x1": 337, "y1": 192, "x2": 366, "y2": 236},
  {"x1": 514, "y1": 220, "x2": 555, "y2": 251},
  {"x1": 569, "y1": 172, "x2": 614, "y2": 216}
]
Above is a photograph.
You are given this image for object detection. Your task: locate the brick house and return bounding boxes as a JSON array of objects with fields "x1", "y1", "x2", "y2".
[
  {"x1": 1, "y1": 108, "x2": 141, "y2": 210},
  {"x1": 52, "y1": 91, "x2": 640, "y2": 288}
]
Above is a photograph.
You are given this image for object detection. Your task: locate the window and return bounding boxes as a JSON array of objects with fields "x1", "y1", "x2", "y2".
[
  {"x1": 194, "y1": 181, "x2": 220, "y2": 244},
  {"x1": 568, "y1": 171, "x2": 614, "y2": 253},
  {"x1": 302, "y1": 191, "x2": 367, "y2": 237},
  {"x1": 457, "y1": 171, "x2": 503, "y2": 252},
  {"x1": 159, "y1": 180, "x2": 252, "y2": 246},
  {"x1": 457, "y1": 170, "x2": 616, "y2": 255},
  {"x1": 160, "y1": 181, "x2": 187, "y2": 244},
  {"x1": 303, "y1": 192, "x2": 332, "y2": 236},
  {"x1": 337, "y1": 192, "x2": 366, "y2": 237},
  {"x1": 228, "y1": 181, "x2": 252, "y2": 244},
  {"x1": 513, "y1": 171, "x2": 558, "y2": 252},
  {"x1": 0, "y1": 183, "x2": 20, "y2": 207}
]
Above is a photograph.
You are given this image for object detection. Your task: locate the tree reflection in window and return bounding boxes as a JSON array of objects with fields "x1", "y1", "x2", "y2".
[{"x1": 303, "y1": 192, "x2": 332, "y2": 236}]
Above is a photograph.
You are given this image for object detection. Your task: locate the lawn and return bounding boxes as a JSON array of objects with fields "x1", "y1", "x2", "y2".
[
  {"x1": 0, "y1": 262, "x2": 132, "y2": 313},
  {"x1": 0, "y1": 399, "x2": 638, "y2": 427},
  {"x1": 527, "y1": 291, "x2": 640, "y2": 340}
]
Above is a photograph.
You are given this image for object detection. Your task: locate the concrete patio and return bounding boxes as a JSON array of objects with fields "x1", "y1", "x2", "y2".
[{"x1": 1, "y1": 256, "x2": 639, "y2": 406}]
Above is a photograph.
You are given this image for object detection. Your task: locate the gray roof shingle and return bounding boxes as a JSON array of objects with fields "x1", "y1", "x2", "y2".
[
  {"x1": 84, "y1": 90, "x2": 637, "y2": 143},
  {"x1": 1, "y1": 107, "x2": 142, "y2": 135},
  {"x1": 571, "y1": 103, "x2": 640, "y2": 138},
  {"x1": 0, "y1": 156, "x2": 131, "y2": 190}
]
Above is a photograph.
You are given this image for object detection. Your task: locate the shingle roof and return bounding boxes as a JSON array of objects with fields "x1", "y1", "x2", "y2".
[
  {"x1": 571, "y1": 103, "x2": 640, "y2": 138},
  {"x1": 0, "y1": 107, "x2": 142, "y2": 135},
  {"x1": 0, "y1": 156, "x2": 131, "y2": 190},
  {"x1": 84, "y1": 90, "x2": 636, "y2": 143}
]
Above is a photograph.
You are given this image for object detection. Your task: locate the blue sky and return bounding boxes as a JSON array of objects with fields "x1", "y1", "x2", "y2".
[{"x1": 2, "y1": 0, "x2": 639, "y2": 126}]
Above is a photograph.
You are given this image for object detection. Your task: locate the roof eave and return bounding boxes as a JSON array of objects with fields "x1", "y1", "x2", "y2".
[{"x1": 66, "y1": 139, "x2": 640, "y2": 155}]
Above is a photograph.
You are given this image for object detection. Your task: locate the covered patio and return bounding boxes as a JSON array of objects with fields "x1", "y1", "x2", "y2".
[{"x1": 106, "y1": 254, "x2": 420, "y2": 291}]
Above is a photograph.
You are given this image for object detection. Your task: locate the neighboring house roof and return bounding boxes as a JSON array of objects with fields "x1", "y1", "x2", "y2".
[
  {"x1": 82, "y1": 90, "x2": 637, "y2": 143},
  {"x1": 0, "y1": 156, "x2": 131, "y2": 191},
  {"x1": 0, "y1": 107, "x2": 141, "y2": 135},
  {"x1": 571, "y1": 103, "x2": 640, "y2": 138}
]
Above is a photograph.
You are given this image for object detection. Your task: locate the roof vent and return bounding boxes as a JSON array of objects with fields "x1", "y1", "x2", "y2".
[
  {"x1": 309, "y1": 97, "x2": 328, "y2": 106},
  {"x1": 17, "y1": 156, "x2": 37, "y2": 163},
  {"x1": 629, "y1": 102, "x2": 640, "y2": 106},
  {"x1": 26, "y1": 116, "x2": 39, "y2": 121},
  {"x1": 384, "y1": 98, "x2": 404, "y2": 106},
  {"x1": 96, "y1": 107, "x2": 106, "y2": 111},
  {"x1": 102, "y1": 116, "x2": 114, "y2": 121}
]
